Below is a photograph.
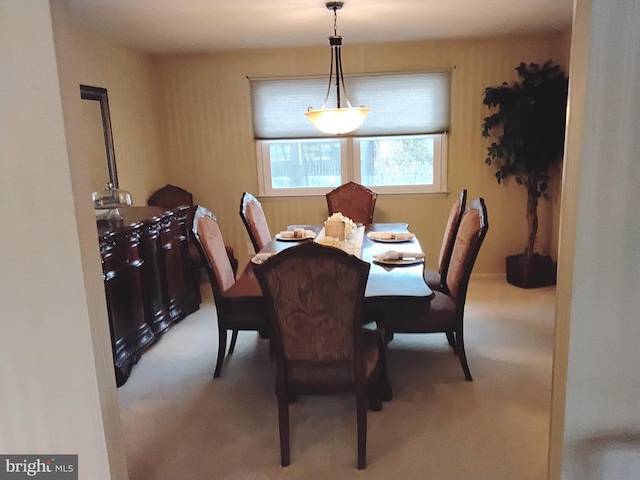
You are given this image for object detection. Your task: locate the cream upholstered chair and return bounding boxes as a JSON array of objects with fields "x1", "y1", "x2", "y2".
[
  {"x1": 326, "y1": 181, "x2": 378, "y2": 225},
  {"x1": 192, "y1": 205, "x2": 269, "y2": 378},
  {"x1": 423, "y1": 189, "x2": 467, "y2": 293},
  {"x1": 254, "y1": 241, "x2": 391, "y2": 469},
  {"x1": 381, "y1": 198, "x2": 488, "y2": 381},
  {"x1": 239, "y1": 192, "x2": 272, "y2": 252}
]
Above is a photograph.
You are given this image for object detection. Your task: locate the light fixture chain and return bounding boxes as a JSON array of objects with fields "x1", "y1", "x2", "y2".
[{"x1": 333, "y1": 6, "x2": 338, "y2": 36}]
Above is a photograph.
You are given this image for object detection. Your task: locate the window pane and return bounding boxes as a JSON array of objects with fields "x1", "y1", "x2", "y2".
[
  {"x1": 360, "y1": 137, "x2": 434, "y2": 187},
  {"x1": 268, "y1": 141, "x2": 342, "y2": 189}
]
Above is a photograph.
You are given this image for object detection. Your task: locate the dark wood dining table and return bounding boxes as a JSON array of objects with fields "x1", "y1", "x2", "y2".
[{"x1": 221, "y1": 223, "x2": 434, "y2": 331}]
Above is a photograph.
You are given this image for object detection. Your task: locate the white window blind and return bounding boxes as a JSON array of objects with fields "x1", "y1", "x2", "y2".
[{"x1": 250, "y1": 71, "x2": 450, "y2": 139}]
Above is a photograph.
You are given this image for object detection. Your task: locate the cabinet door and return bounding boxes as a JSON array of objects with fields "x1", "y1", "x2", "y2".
[
  {"x1": 138, "y1": 220, "x2": 172, "y2": 335},
  {"x1": 157, "y1": 210, "x2": 199, "y2": 321},
  {"x1": 102, "y1": 231, "x2": 155, "y2": 386}
]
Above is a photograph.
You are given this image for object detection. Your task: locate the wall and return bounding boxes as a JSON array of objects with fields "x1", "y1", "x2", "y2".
[
  {"x1": 0, "y1": 1, "x2": 125, "y2": 478},
  {"x1": 151, "y1": 32, "x2": 571, "y2": 271},
  {"x1": 550, "y1": 0, "x2": 640, "y2": 478},
  {"x1": 72, "y1": 26, "x2": 167, "y2": 205}
]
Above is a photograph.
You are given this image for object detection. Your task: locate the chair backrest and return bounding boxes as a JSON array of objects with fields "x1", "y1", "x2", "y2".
[
  {"x1": 438, "y1": 189, "x2": 467, "y2": 277},
  {"x1": 239, "y1": 192, "x2": 272, "y2": 252},
  {"x1": 147, "y1": 184, "x2": 194, "y2": 209},
  {"x1": 192, "y1": 205, "x2": 236, "y2": 299},
  {"x1": 148, "y1": 184, "x2": 196, "y2": 235},
  {"x1": 326, "y1": 181, "x2": 378, "y2": 225},
  {"x1": 444, "y1": 198, "x2": 489, "y2": 307},
  {"x1": 254, "y1": 241, "x2": 370, "y2": 386}
]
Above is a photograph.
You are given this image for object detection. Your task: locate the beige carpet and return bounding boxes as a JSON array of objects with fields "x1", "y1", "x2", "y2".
[{"x1": 118, "y1": 277, "x2": 555, "y2": 480}]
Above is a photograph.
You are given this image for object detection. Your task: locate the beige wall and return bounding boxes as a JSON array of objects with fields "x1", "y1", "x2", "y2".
[
  {"x1": 67, "y1": 27, "x2": 570, "y2": 273},
  {"x1": 151, "y1": 32, "x2": 571, "y2": 270},
  {"x1": 550, "y1": 0, "x2": 640, "y2": 478},
  {"x1": 73, "y1": 27, "x2": 167, "y2": 205},
  {"x1": 0, "y1": 1, "x2": 125, "y2": 477}
]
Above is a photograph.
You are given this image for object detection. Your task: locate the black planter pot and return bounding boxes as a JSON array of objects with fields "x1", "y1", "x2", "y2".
[{"x1": 506, "y1": 253, "x2": 557, "y2": 288}]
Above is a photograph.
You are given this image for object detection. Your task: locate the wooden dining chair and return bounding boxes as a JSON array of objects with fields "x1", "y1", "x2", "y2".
[
  {"x1": 326, "y1": 181, "x2": 378, "y2": 225},
  {"x1": 192, "y1": 205, "x2": 269, "y2": 378},
  {"x1": 148, "y1": 184, "x2": 239, "y2": 277},
  {"x1": 239, "y1": 191, "x2": 272, "y2": 252},
  {"x1": 381, "y1": 198, "x2": 488, "y2": 381},
  {"x1": 423, "y1": 189, "x2": 467, "y2": 293},
  {"x1": 254, "y1": 241, "x2": 391, "y2": 470}
]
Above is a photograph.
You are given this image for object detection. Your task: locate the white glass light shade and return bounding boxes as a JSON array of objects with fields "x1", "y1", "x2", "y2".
[{"x1": 305, "y1": 106, "x2": 370, "y2": 135}]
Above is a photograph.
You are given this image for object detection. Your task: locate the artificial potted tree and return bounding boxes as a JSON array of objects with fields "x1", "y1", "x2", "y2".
[{"x1": 482, "y1": 60, "x2": 569, "y2": 288}]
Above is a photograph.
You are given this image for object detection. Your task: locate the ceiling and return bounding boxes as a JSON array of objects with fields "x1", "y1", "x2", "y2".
[{"x1": 67, "y1": 0, "x2": 574, "y2": 54}]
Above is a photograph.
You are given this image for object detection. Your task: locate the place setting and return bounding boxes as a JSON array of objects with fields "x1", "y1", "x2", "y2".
[
  {"x1": 275, "y1": 227, "x2": 316, "y2": 241},
  {"x1": 372, "y1": 249, "x2": 425, "y2": 266},
  {"x1": 366, "y1": 231, "x2": 415, "y2": 243},
  {"x1": 250, "y1": 252, "x2": 277, "y2": 265}
]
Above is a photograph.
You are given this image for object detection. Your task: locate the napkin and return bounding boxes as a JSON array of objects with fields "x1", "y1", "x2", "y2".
[
  {"x1": 378, "y1": 250, "x2": 425, "y2": 261},
  {"x1": 279, "y1": 229, "x2": 315, "y2": 239},
  {"x1": 368, "y1": 231, "x2": 415, "y2": 241},
  {"x1": 251, "y1": 252, "x2": 276, "y2": 264}
]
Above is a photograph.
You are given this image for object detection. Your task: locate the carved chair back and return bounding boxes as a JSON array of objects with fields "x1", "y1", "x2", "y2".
[
  {"x1": 445, "y1": 198, "x2": 489, "y2": 309},
  {"x1": 438, "y1": 189, "x2": 467, "y2": 278},
  {"x1": 192, "y1": 206, "x2": 236, "y2": 300},
  {"x1": 326, "y1": 181, "x2": 378, "y2": 225},
  {"x1": 239, "y1": 192, "x2": 272, "y2": 252}
]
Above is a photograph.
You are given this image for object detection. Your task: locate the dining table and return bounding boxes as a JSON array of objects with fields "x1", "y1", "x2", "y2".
[{"x1": 221, "y1": 223, "x2": 434, "y2": 333}]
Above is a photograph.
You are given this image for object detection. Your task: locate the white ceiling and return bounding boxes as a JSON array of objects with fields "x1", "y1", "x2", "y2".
[{"x1": 67, "y1": 0, "x2": 574, "y2": 54}]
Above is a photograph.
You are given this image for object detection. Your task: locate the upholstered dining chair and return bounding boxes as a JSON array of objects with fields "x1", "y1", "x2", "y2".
[
  {"x1": 254, "y1": 241, "x2": 391, "y2": 470},
  {"x1": 239, "y1": 192, "x2": 272, "y2": 252},
  {"x1": 192, "y1": 205, "x2": 269, "y2": 378},
  {"x1": 148, "y1": 184, "x2": 238, "y2": 276},
  {"x1": 423, "y1": 189, "x2": 467, "y2": 293},
  {"x1": 381, "y1": 198, "x2": 488, "y2": 381},
  {"x1": 326, "y1": 181, "x2": 378, "y2": 225}
]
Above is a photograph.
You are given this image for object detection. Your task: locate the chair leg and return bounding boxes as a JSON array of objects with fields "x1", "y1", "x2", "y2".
[
  {"x1": 375, "y1": 335, "x2": 393, "y2": 402},
  {"x1": 456, "y1": 333, "x2": 473, "y2": 382},
  {"x1": 366, "y1": 386, "x2": 382, "y2": 412},
  {"x1": 277, "y1": 391, "x2": 290, "y2": 467},
  {"x1": 213, "y1": 326, "x2": 227, "y2": 378},
  {"x1": 446, "y1": 331, "x2": 455, "y2": 349},
  {"x1": 356, "y1": 391, "x2": 368, "y2": 470},
  {"x1": 258, "y1": 327, "x2": 270, "y2": 339},
  {"x1": 228, "y1": 329, "x2": 239, "y2": 354},
  {"x1": 286, "y1": 388, "x2": 298, "y2": 404}
]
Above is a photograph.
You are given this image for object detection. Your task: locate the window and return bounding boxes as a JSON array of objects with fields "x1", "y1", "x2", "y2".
[{"x1": 251, "y1": 71, "x2": 450, "y2": 196}]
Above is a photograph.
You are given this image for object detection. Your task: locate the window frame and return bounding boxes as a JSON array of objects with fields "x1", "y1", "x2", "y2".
[{"x1": 256, "y1": 133, "x2": 448, "y2": 197}]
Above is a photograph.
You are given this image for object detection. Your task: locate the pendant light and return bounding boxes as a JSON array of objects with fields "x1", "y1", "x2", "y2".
[{"x1": 305, "y1": 2, "x2": 370, "y2": 135}]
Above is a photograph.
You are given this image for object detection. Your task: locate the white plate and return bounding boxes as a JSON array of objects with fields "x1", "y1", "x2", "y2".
[
  {"x1": 373, "y1": 256, "x2": 424, "y2": 266},
  {"x1": 251, "y1": 253, "x2": 275, "y2": 265},
  {"x1": 367, "y1": 232, "x2": 415, "y2": 243},
  {"x1": 275, "y1": 232, "x2": 315, "y2": 241}
]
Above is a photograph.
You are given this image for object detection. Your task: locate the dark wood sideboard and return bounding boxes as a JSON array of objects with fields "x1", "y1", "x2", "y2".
[{"x1": 97, "y1": 206, "x2": 201, "y2": 386}]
